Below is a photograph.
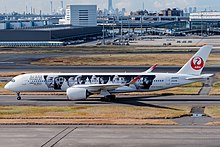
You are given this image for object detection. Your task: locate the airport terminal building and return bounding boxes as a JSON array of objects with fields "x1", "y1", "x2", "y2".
[
  {"x1": 0, "y1": 5, "x2": 102, "y2": 46},
  {"x1": 0, "y1": 25, "x2": 102, "y2": 41}
]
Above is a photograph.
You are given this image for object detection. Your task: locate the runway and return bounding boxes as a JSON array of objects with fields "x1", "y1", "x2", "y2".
[
  {"x1": 0, "y1": 50, "x2": 220, "y2": 73},
  {"x1": 1, "y1": 95, "x2": 220, "y2": 106},
  {"x1": 0, "y1": 125, "x2": 220, "y2": 147}
]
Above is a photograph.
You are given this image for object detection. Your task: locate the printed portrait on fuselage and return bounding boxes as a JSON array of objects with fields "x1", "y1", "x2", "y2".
[{"x1": 44, "y1": 75, "x2": 64, "y2": 90}]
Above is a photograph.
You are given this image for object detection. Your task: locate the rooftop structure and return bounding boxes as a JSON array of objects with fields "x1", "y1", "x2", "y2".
[
  {"x1": 160, "y1": 8, "x2": 184, "y2": 16},
  {"x1": 64, "y1": 5, "x2": 97, "y2": 26},
  {"x1": 190, "y1": 12, "x2": 220, "y2": 21},
  {"x1": 0, "y1": 41, "x2": 64, "y2": 47},
  {"x1": 108, "y1": 0, "x2": 113, "y2": 12}
]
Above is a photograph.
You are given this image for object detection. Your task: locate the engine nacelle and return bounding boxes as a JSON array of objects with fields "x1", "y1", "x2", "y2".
[{"x1": 66, "y1": 87, "x2": 89, "y2": 100}]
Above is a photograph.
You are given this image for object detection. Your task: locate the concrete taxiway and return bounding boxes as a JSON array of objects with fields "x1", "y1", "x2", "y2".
[
  {"x1": 1, "y1": 95, "x2": 220, "y2": 106},
  {"x1": 0, "y1": 51, "x2": 220, "y2": 73},
  {"x1": 0, "y1": 125, "x2": 220, "y2": 147}
]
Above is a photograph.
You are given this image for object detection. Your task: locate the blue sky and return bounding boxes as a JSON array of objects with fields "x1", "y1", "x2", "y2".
[{"x1": 0, "y1": 0, "x2": 219, "y2": 14}]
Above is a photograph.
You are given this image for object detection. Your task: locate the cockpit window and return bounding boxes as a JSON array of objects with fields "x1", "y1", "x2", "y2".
[{"x1": 10, "y1": 79, "x2": 15, "y2": 82}]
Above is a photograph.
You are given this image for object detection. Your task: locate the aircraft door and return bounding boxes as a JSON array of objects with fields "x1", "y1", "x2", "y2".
[
  {"x1": 166, "y1": 77, "x2": 170, "y2": 85},
  {"x1": 21, "y1": 77, "x2": 28, "y2": 85}
]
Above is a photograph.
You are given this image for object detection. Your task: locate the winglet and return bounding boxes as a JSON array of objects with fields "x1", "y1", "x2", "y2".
[{"x1": 145, "y1": 64, "x2": 158, "y2": 73}]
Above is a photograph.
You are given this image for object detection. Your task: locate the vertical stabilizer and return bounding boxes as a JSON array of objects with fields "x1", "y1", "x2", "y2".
[{"x1": 177, "y1": 45, "x2": 213, "y2": 75}]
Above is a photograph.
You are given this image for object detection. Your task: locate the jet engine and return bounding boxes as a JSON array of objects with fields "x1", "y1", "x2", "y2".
[{"x1": 66, "y1": 87, "x2": 90, "y2": 100}]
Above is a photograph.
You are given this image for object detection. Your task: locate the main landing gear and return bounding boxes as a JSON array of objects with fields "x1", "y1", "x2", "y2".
[
  {"x1": 100, "y1": 90, "x2": 116, "y2": 102},
  {"x1": 101, "y1": 95, "x2": 116, "y2": 102},
  {"x1": 16, "y1": 92, "x2": 21, "y2": 100}
]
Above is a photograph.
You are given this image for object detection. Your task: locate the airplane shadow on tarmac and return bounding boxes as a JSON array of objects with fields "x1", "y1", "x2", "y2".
[
  {"x1": 23, "y1": 95, "x2": 179, "y2": 110},
  {"x1": 24, "y1": 98, "x2": 70, "y2": 102},
  {"x1": 24, "y1": 95, "x2": 162, "y2": 102},
  {"x1": 75, "y1": 95, "x2": 181, "y2": 111},
  {"x1": 23, "y1": 94, "x2": 220, "y2": 110}
]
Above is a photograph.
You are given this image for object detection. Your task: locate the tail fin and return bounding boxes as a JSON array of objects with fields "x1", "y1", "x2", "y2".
[{"x1": 177, "y1": 45, "x2": 213, "y2": 75}]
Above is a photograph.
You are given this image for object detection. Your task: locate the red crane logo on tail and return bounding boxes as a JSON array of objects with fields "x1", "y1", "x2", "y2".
[{"x1": 191, "y1": 56, "x2": 204, "y2": 70}]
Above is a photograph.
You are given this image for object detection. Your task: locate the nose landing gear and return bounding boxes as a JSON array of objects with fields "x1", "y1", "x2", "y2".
[{"x1": 16, "y1": 92, "x2": 21, "y2": 100}]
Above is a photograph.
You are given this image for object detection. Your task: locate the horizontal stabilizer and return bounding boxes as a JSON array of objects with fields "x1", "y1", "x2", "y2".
[{"x1": 185, "y1": 74, "x2": 214, "y2": 80}]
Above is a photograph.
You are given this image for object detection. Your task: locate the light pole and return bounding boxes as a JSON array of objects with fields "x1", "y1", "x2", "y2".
[
  {"x1": 120, "y1": 15, "x2": 123, "y2": 43},
  {"x1": 102, "y1": 15, "x2": 105, "y2": 45},
  {"x1": 112, "y1": 16, "x2": 115, "y2": 41},
  {"x1": 128, "y1": 16, "x2": 131, "y2": 37},
  {"x1": 141, "y1": 15, "x2": 143, "y2": 35},
  {"x1": 201, "y1": 13, "x2": 203, "y2": 36}
]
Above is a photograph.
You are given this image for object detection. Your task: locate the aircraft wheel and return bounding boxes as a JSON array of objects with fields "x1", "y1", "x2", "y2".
[
  {"x1": 102, "y1": 95, "x2": 116, "y2": 102},
  {"x1": 17, "y1": 96, "x2": 21, "y2": 100},
  {"x1": 16, "y1": 92, "x2": 21, "y2": 100},
  {"x1": 109, "y1": 95, "x2": 116, "y2": 101}
]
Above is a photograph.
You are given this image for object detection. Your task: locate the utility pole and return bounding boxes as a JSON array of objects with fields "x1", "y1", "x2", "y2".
[
  {"x1": 201, "y1": 13, "x2": 203, "y2": 36},
  {"x1": 141, "y1": 15, "x2": 143, "y2": 36},
  {"x1": 102, "y1": 16, "x2": 105, "y2": 45},
  {"x1": 128, "y1": 16, "x2": 131, "y2": 37},
  {"x1": 120, "y1": 15, "x2": 123, "y2": 43},
  {"x1": 50, "y1": 1, "x2": 53, "y2": 15},
  {"x1": 112, "y1": 16, "x2": 115, "y2": 41}
]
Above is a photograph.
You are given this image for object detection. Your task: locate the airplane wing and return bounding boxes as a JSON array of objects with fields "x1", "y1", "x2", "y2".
[
  {"x1": 125, "y1": 65, "x2": 157, "y2": 86},
  {"x1": 71, "y1": 72, "x2": 148, "y2": 92},
  {"x1": 72, "y1": 75, "x2": 143, "y2": 91},
  {"x1": 72, "y1": 84, "x2": 123, "y2": 91},
  {"x1": 145, "y1": 64, "x2": 158, "y2": 73},
  {"x1": 127, "y1": 75, "x2": 141, "y2": 85}
]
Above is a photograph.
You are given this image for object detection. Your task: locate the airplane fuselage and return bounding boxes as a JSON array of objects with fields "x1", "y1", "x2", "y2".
[
  {"x1": 6, "y1": 72, "x2": 200, "y2": 93},
  {"x1": 4, "y1": 45, "x2": 213, "y2": 101}
]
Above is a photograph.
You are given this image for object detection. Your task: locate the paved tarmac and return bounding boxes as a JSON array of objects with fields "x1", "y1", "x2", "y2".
[
  {"x1": 0, "y1": 64, "x2": 219, "y2": 73},
  {"x1": 0, "y1": 48, "x2": 219, "y2": 147},
  {"x1": 0, "y1": 125, "x2": 220, "y2": 147},
  {"x1": 1, "y1": 95, "x2": 220, "y2": 106},
  {"x1": 0, "y1": 49, "x2": 220, "y2": 73}
]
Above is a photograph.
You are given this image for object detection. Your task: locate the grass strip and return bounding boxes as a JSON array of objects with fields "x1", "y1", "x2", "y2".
[
  {"x1": 0, "y1": 106, "x2": 190, "y2": 125},
  {"x1": 31, "y1": 54, "x2": 220, "y2": 66},
  {"x1": 209, "y1": 81, "x2": 220, "y2": 95},
  {"x1": 0, "y1": 46, "x2": 198, "y2": 54},
  {"x1": 205, "y1": 106, "x2": 220, "y2": 118},
  {"x1": 0, "y1": 72, "x2": 28, "y2": 77},
  {"x1": 206, "y1": 122, "x2": 220, "y2": 126},
  {"x1": 0, "y1": 106, "x2": 191, "y2": 119},
  {"x1": 0, "y1": 119, "x2": 177, "y2": 125}
]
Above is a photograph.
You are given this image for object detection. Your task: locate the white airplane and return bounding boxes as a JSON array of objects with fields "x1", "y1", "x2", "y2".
[{"x1": 5, "y1": 45, "x2": 213, "y2": 101}]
